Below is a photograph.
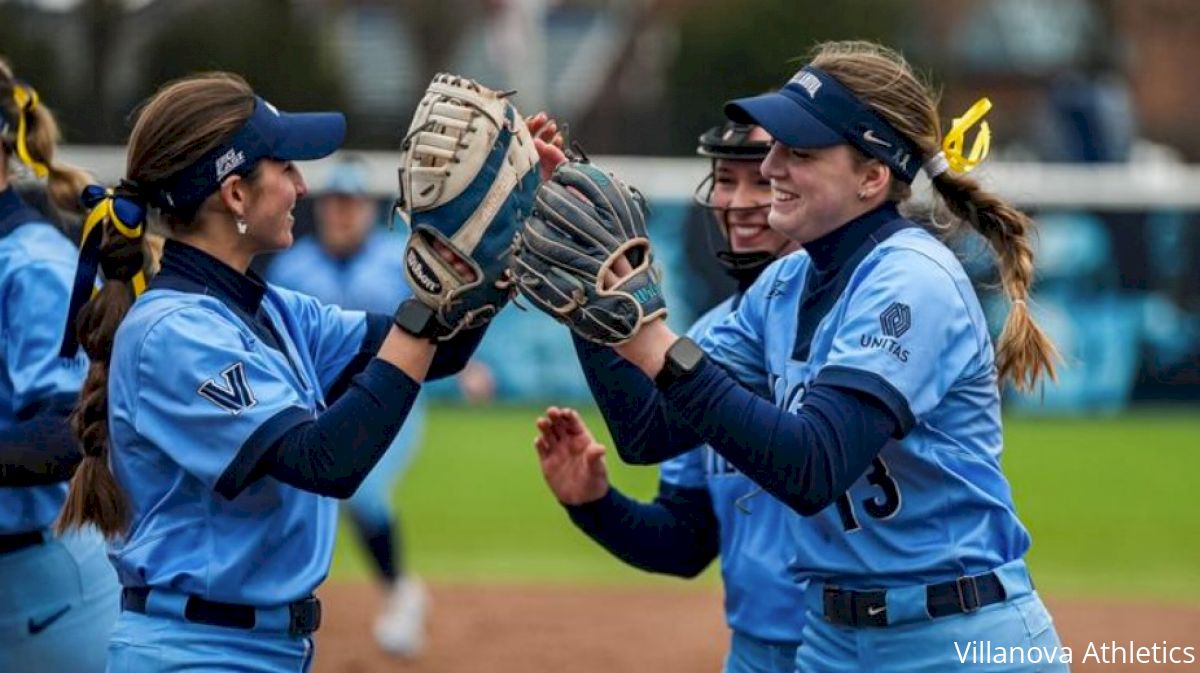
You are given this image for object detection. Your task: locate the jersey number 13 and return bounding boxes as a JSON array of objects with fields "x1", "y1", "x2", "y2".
[{"x1": 834, "y1": 457, "x2": 901, "y2": 532}]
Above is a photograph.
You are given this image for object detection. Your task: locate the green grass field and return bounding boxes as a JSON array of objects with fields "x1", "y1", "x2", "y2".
[{"x1": 330, "y1": 406, "x2": 1200, "y2": 602}]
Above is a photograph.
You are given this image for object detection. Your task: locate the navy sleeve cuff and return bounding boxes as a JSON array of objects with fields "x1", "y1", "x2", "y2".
[
  {"x1": 814, "y1": 365, "x2": 915, "y2": 437},
  {"x1": 215, "y1": 406, "x2": 313, "y2": 500},
  {"x1": 428, "y1": 324, "x2": 486, "y2": 381},
  {"x1": 563, "y1": 486, "x2": 621, "y2": 524}
]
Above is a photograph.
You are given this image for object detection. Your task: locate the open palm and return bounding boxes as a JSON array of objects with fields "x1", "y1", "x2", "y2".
[{"x1": 534, "y1": 406, "x2": 609, "y2": 506}]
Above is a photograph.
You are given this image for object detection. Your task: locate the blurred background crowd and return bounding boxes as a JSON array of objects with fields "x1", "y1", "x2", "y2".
[{"x1": 4, "y1": 0, "x2": 1199, "y2": 412}]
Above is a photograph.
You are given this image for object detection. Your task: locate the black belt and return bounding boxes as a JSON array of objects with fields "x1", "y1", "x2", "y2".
[
  {"x1": 823, "y1": 571, "x2": 1007, "y2": 627},
  {"x1": 121, "y1": 587, "x2": 321, "y2": 636},
  {"x1": 0, "y1": 530, "x2": 45, "y2": 555}
]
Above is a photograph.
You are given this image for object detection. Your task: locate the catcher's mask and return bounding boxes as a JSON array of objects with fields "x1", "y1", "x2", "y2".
[{"x1": 693, "y1": 121, "x2": 781, "y2": 286}]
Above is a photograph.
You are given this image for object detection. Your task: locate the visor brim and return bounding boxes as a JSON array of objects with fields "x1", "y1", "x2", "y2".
[{"x1": 725, "y1": 92, "x2": 844, "y2": 150}]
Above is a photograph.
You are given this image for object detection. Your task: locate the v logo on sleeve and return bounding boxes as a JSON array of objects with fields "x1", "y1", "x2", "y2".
[{"x1": 198, "y1": 362, "x2": 258, "y2": 415}]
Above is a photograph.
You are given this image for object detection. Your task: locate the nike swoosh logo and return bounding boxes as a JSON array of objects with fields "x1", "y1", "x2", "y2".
[
  {"x1": 867, "y1": 605, "x2": 887, "y2": 616},
  {"x1": 862, "y1": 130, "x2": 892, "y2": 148},
  {"x1": 28, "y1": 605, "x2": 71, "y2": 635}
]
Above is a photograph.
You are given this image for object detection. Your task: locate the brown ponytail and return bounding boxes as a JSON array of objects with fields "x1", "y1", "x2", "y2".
[
  {"x1": 55, "y1": 72, "x2": 255, "y2": 538},
  {"x1": 56, "y1": 225, "x2": 144, "y2": 538},
  {"x1": 929, "y1": 172, "x2": 1058, "y2": 390},
  {"x1": 810, "y1": 41, "x2": 1059, "y2": 391},
  {"x1": 0, "y1": 59, "x2": 92, "y2": 214}
]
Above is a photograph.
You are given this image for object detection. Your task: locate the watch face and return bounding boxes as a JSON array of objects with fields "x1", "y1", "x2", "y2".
[
  {"x1": 672, "y1": 337, "x2": 705, "y2": 372},
  {"x1": 395, "y1": 300, "x2": 438, "y2": 338}
]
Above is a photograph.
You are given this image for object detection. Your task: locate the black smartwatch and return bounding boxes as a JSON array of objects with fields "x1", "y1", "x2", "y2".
[
  {"x1": 392, "y1": 299, "x2": 443, "y2": 341},
  {"x1": 655, "y1": 336, "x2": 707, "y2": 388}
]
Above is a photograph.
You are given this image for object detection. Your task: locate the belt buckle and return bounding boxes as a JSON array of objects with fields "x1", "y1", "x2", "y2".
[
  {"x1": 289, "y1": 597, "x2": 322, "y2": 636},
  {"x1": 823, "y1": 585, "x2": 855, "y2": 626},
  {"x1": 955, "y1": 576, "x2": 981, "y2": 613}
]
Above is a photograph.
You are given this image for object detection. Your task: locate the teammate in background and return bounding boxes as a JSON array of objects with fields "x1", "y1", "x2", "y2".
[
  {"x1": 530, "y1": 41, "x2": 1067, "y2": 672},
  {"x1": 0, "y1": 61, "x2": 120, "y2": 673},
  {"x1": 533, "y1": 121, "x2": 804, "y2": 673},
  {"x1": 54, "y1": 72, "x2": 486, "y2": 671},
  {"x1": 269, "y1": 156, "x2": 468, "y2": 657}
]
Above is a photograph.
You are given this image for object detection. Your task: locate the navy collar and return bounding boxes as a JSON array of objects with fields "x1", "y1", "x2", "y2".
[
  {"x1": 803, "y1": 202, "x2": 901, "y2": 272},
  {"x1": 154, "y1": 239, "x2": 267, "y2": 314},
  {"x1": 0, "y1": 186, "x2": 47, "y2": 238}
]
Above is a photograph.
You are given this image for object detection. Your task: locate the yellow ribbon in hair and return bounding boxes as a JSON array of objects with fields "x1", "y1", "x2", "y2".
[
  {"x1": 61, "y1": 185, "x2": 149, "y2": 357},
  {"x1": 941, "y1": 97, "x2": 992, "y2": 174},
  {"x1": 11, "y1": 83, "x2": 50, "y2": 179},
  {"x1": 79, "y1": 186, "x2": 148, "y2": 297}
]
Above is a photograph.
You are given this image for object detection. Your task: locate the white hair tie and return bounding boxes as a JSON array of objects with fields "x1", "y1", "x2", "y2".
[{"x1": 923, "y1": 151, "x2": 950, "y2": 179}]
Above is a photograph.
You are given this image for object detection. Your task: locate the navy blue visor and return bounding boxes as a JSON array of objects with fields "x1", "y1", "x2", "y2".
[
  {"x1": 725, "y1": 66, "x2": 923, "y2": 183},
  {"x1": 152, "y1": 96, "x2": 346, "y2": 215}
]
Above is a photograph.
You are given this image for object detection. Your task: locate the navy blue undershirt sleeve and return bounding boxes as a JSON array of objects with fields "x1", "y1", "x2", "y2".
[
  {"x1": 564, "y1": 481, "x2": 719, "y2": 578},
  {"x1": 324, "y1": 312, "x2": 392, "y2": 403},
  {"x1": 814, "y1": 365, "x2": 916, "y2": 437},
  {"x1": 428, "y1": 322, "x2": 487, "y2": 381},
  {"x1": 324, "y1": 313, "x2": 486, "y2": 404},
  {"x1": 216, "y1": 358, "x2": 421, "y2": 500},
  {"x1": 657, "y1": 358, "x2": 899, "y2": 516},
  {"x1": 216, "y1": 406, "x2": 313, "y2": 499},
  {"x1": 572, "y1": 334, "x2": 703, "y2": 464},
  {"x1": 0, "y1": 395, "x2": 81, "y2": 486}
]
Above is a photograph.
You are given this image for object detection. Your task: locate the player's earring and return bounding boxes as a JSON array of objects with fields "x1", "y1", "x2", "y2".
[
  {"x1": 857, "y1": 190, "x2": 868, "y2": 201},
  {"x1": 235, "y1": 217, "x2": 248, "y2": 235}
]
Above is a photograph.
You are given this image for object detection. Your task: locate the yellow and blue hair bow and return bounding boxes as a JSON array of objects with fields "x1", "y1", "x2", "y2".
[
  {"x1": 7, "y1": 81, "x2": 50, "y2": 179},
  {"x1": 60, "y1": 184, "x2": 149, "y2": 357}
]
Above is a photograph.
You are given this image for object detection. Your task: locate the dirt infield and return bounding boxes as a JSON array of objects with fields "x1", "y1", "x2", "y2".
[{"x1": 314, "y1": 582, "x2": 1200, "y2": 672}]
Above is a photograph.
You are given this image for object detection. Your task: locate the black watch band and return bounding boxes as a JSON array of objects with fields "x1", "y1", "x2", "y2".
[
  {"x1": 392, "y1": 299, "x2": 443, "y2": 341},
  {"x1": 654, "y1": 336, "x2": 707, "y2": 388}
]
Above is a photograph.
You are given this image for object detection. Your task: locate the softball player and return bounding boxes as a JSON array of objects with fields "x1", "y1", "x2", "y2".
[
  {"x1": 534, "y1": 121, "x2": 804, "y2": 673},
  {"x1": 559, "y1": 41, "x2": 1068, "y2": 672},
  {"x1": 267, "y1": 156, "x2": 429, "y2": 656},
  {"x1": 53, "y1": 72, "x2": 485, "y2": 673},
  {"x1": 0, "y1": 63, "x2": 120, "y2": 673}
]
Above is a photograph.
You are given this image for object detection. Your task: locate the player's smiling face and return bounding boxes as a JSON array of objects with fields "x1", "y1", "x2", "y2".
[
  {"x1": 243, "y1": 159, "x2": 308, "y2": 252},
  {"x1": 710, "y1": 129, "x2": 789, "y2": 255},
  {"x1": 760, "y1": 140, "x2": 875, "y2": 245}
]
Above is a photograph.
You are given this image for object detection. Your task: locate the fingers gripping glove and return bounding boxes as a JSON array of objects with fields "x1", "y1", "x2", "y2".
[
  {"x1": 511, "y1": 161, "x2": 667, "y2": 345},
  {"x1": 397, "y1": 73, "x2": 540, "y2": 339}
]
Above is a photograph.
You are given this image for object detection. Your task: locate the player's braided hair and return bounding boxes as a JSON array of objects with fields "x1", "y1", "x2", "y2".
[
  {"x1": 0, "y1": 58, "x2": 92, "y2": 215},
  {"x1": 810, "y1": 40, "x2": 1058, "y2": 392},
  {"x1": 56, "y1": 218, "x2": 143, "y2": 538},
  {"x1": 57, "y1": 73, "x2": 256, "y2": 538}
]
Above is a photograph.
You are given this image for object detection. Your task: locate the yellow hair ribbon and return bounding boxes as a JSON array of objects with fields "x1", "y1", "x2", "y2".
[
  {"x1": 941, "y1": 97, "x2": 992, "y2": 174},
  {"x1": 61, "y1": 185, "x2": 149, "y2": 356},
  {"x1": 79, "y1": 188, "x2": 148, "y2": 298},
  {"x1": 11, "y1": 83, "x2": 50, "y2": 179}
]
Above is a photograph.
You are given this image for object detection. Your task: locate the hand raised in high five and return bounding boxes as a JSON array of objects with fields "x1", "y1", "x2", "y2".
[
  {"x1": 526, "y1": 112, "x2": 568, "y2": 180},
  {"x1": 534, "y1": 406, "x2": 609, "y2": 506}
]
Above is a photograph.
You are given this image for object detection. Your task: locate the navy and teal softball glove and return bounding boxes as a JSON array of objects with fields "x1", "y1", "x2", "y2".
[{"x1": 511, "y1": 160, "x2": 667, "y2": 345}]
